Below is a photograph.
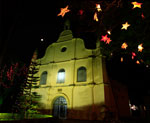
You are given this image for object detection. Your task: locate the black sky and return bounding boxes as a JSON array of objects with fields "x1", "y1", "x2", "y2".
[
  {"x1": 1, "y1": 0, "x2": 65, "y2": 64},
  {"x1": 1, "y1": 0, "x2": 150, "y2": 102}
]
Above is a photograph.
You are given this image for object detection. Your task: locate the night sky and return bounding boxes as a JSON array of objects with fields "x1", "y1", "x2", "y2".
[
  {"x1": 1, "y1": 0, "x2": 61, "y2": 64},
  {"x1": 1, "y1": 0, "x2": 150, "y2": 104}
]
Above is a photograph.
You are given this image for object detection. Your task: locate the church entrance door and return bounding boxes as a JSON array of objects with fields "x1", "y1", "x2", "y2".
[{"x1": 53, "y1": 96, "x2": 67, "y2": 119}]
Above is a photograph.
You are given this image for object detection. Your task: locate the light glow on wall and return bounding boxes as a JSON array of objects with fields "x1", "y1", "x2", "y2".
[{"x1": 57, "y1": 69, "x2": 65, "y2": 83}]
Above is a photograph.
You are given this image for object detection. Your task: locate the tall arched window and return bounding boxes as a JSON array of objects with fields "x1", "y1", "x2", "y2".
[
  {"x1": 40, "y1": 71, "x2": 47, "y2": 85},
  {"x1": 77, "y1": 67, "x2": 86, "y2": 82},
  {"x1": 57, "y1": 69, "x2": 65, "y2": 83}
]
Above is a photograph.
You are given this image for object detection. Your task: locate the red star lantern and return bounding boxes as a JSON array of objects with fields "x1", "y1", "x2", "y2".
[
  {"x1": 79, "y1": 9, "x2": 84, "y2": 15},
  {"x1": 132, "y1": 52, "x2": 136, "y2": 59},
  {"x1": 100, "y1": 34, "x2": 109, "y2": 42},
  {"x1": 141, "y1": 13, "x2": 145, "y2": 19}
]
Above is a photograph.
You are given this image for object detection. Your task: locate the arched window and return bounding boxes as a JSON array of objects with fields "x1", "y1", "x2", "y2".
[
  {"x1": 57, "y1": 69, "x2": 65, "y2": 83},
  {"x1": 77, "y1": 67, "x2": 86, "y2": 82},
  {"x1": 40, "y1": 71, "x2": 47, "y2": 85}
]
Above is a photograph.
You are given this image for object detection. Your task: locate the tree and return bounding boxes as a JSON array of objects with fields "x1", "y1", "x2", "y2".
[
  {"x1": 56, "y1": 0, "x2": 150, "y2": 66},
  {"x1": 0, "y1": 62, "x2": 28, "y2": 112},
  {"x1": 12, "y1": 50, "x2": 40, "y2": 119}
]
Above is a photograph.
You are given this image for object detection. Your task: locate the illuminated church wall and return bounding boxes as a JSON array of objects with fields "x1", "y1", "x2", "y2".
[{"x1": 32, "y1": 29, "x2": 130, "y2": 120}]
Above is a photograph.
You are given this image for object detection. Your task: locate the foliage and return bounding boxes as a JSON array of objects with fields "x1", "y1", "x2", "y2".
[
  {"x1": 0, "y1": 62, "x2": 28, "y2": 112},
  {"x1": 12, "y1": 50, "x2": 40, "y2": 119},
  {"x1": 56, "y1": 0, "x2": 150, "y2": 66}
]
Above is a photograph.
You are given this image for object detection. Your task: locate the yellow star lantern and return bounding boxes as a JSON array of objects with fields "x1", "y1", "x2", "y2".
[
  {"x1": 57, "y1": 5, "x2": 70, "y2": 17},
  {"x1": 121, "y1": 22, "x2": 130, "y2": 30},
  {"x1": 107, "y1": 30, "x2": 111, "y2": 35},
  {"x1": 131, "y1": 2, "x2": 143, "y2": 9},
  {"x1": 136, "y1": 60, "x2": 140, "y2": 64},
  {"x1": 138, "y1": 43, "x2": 144, "y2": 52},
  {"x1": 96, "y1": 4, "x2": 102, "y2": 12},
  {"x1": 94, "y1": 12, "x2": 98, "y2": 22},
  {"x1": 121, "y1": 42, "x2": 128, "y2": 49}
]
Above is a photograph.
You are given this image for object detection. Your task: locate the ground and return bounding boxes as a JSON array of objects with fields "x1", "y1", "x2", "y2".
[{"x1": 1, "y1": 117, "x2": 149, "y2": 123}]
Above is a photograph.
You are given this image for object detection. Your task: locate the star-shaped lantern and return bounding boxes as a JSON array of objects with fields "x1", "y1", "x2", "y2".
[
  {"x1": 100, "y1": 34, "x2": 109, "y2": 42},
  {"x1": 138, "y1": 43, "x2": 144, "y2": 52},
  {"x1": 136, "y1": 60, "x2": 140, "y2": 64},
  {"x1": 94, "y1": 12, "x2": 98, "y2": 22},
  {"x1": 121, "y1": 22, "x2": 130, "y2": 30},
  {"x1": 106, "y1": 38, "x2": 112, "y2": 44},
  {"x1": 96, "y1": 4, "x2": 102, "y2": 12},
  {"x1": 57, "y1": 5, "x2": 70, "y2": 17},
  {"x1": 107, "y1": 30, "x2": 111, "y2": 35},
  {"x1": 132, "y1": 52, "x2": 136, "y2": 59},
  {"x1": 131, "y1": 2, "x2": 143, "y2": 9},
  {"x1": 79, "y1": 9, "x2": 84, "y2": 15},
  {"x1": 121, "y1": 42, "x2": 128, "y2": 49},
  {"x1": 141, "y1": 13, "x2": 145, "y2": 19},
  {"x1": 121, "y1": 57, "x2": 123, "y2": 62}
]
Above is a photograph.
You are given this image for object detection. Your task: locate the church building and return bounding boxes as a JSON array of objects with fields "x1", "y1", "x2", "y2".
[{"x1": 32, "y1": 25, "x2": 130, "y2": 120}]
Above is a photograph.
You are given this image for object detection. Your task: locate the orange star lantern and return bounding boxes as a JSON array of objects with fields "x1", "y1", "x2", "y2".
[
  {"x1": 121, "y1": 42, "x2": 128, "y2": 49},
  {"x1": 138, "y1": 43, "x2": 144, "y2": 52},
  {"x1": 57, "y1": 5, "x2": 70, "y2": 17},
  {"x1": 94, "y1": 12, "x2": 98, "y2": 22},
  {"x1": 136, "y1": 60, "x2": 140, "y2": 64},
  {"x1": 131, "y1": 2, "x2": 143, "y2": 9},
  {"x1": 106, "y1": 38, "x2": 112, "y2": 44},
  {"x1": 121, "y1": 57, "x2": 123, "y2": 62},
  {"x1": 121, "y1": 22, "x2": 130, "y2": 30}
]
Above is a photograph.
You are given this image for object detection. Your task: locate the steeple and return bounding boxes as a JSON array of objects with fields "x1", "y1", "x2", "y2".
[{"x1": 57, "y1": 19, "x2": 73, "y2": 42}]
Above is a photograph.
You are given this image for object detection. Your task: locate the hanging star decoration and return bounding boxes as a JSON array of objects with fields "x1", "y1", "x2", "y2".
[
  {"x1": 138, "y1": 43, "x2": 144, "y2": 52},
  {"x1": 131, "y1": 2, "x2": 143, "y2": 9},
  {"x1": 121, "y1": 57, "x2": 124, "y2": 62},
  {"x1": 141, "y1": 13, "x2": 145, "y2": 19},
  {"x1": 121, "y1": 42, "x2": 128, "y2": 49},
  {"x1": 96, "y1": 4, "x2": 102, "y2": 12},
  {"x1": 100, "y1": 34, "x2": 109, "y2": 42},
  {"x1": 100, "y1": 34, "x2": 112, "y2": 44},
  {"x1": 121, "y1": 22, "x2": 130, "y2": 30},
  {"x1": 57, "y1": 5, "x2": 70, "y2": 17},
  {"x1": 136, "y1": 60, "x2": 140, "y2": 64},
  {"x1": 107, "y1": 30, "x2": 111, "y2": 35},
  {"x1": 79, "y1": 9, "x2": 84, "y2": 15},
  {"x1": 106, "y1": 38, "x2": 112, "y2": 44},
  {"x1": 132, "y1": 52, "x2": 136, "y2": 59},
  {"x1": 94, "y1": 12, "x2": 98, "y2": 21}
]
